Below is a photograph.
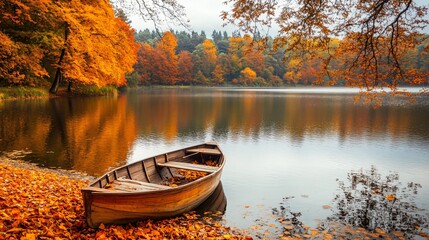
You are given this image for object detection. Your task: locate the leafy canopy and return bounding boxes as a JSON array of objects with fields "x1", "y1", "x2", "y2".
[{"x1": 222, "y1": 0, "x2": 429, "y2": 94}]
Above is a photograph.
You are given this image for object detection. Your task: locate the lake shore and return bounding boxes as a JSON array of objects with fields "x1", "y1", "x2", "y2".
[
  {"x1": 1, "y1": 155, "x2": 426, "y2": 239},
  {"x1": 0, "y1": 86, "x2": 119, "y2": 101},
  {"x1": 0, "y1": 155, "x2": 250, "y2": 239}
]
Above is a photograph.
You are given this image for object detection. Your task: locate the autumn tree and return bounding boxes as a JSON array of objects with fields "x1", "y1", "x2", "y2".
[
  {"x1": 0, "y1": 0, "x2": 61, "y2": 86},
  {"x1": 53, "y1": 0, "x2": 138, "y2": 92},
  {"x1": 239, "y1": 35, "x2": 266, "y2": 76},
  {"x1": 193, "y1": 39, "x2": 218, "y2": 79},
  {"x1": 133, "y1": 32, "x2": 179, "y2": 85},
  {"x1": 238, "y1": 67, "x2": 257, "y2": 85},
  {"x1": 134, "y1": 43, "x2": 156, "y2": 85},
  {"x1": 212, "y1": 65, "x2": 225, "y2": 85},
  {"x1": 223, "y1": 0, "x2": 429, "y2": 94},
  {"x1": 217, "y1": 53, "x2": 233, "y2": 82},
  {"x1": 0, "y1": 0, "x2": 137, "y2": 92},
  {"x1": 177, "y1": 51, "x2": 194, "y2": 84},
  {"x1": 155, "y1": 32, "x2": 179, "y2": 84},
  {"x1": 194, "y1": 70, "x2": 209, "y2": 85}
]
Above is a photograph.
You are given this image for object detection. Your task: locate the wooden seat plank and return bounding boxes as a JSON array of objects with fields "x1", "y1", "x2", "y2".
[
  {"x1": 157, "y1": 161, "x2": 219, "y2": 173},
  {"x1": 186, "y1": 148, "x2": 221, "y2": 155},
  {"x1": 111, "y1": 181, "x2": 168, "y2": 192},
  {"x1": 116, "y1": 178, "x2": 171, "y2": 190}
]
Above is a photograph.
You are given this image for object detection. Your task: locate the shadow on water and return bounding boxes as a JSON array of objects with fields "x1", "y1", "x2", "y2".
[
  {"x1": 195, "y1": 182, "x2": 227, "y2": 217},
  {"x1": 271, "y1": 166, "x2": 429, "y2": 238}
]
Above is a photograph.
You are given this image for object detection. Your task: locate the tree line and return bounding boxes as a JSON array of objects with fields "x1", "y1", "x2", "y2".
[
  {"x1": 1, "y1": 0, "x2": 428, "y2": 91},
  {"x1": 128, "y1": 29, "x2": 429, "y2": 87}
]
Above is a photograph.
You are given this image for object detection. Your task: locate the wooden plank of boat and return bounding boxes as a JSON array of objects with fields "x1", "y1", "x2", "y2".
[
  {"x1": 116, "y1": 178, "x2": 171, "y2": 190},
  {"x1": 186, "y1": 148, "x2": 221, "y2": 155},
  {"x1": 157, "y1": 161, "x2": 219, "y2": 173},
  {"x1": 111, "y1": 179, "x2": 171, "y2": 192}
]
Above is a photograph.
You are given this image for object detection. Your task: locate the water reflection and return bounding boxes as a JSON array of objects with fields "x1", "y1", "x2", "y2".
[
  {"x1": 328, "y1": 166, "x2": 428, "y2": 237},
  {"x1": 195, "y1": 182, "x2": 227, "y2": 216},
  {"x1": 269, "y1": 166, "x2": 428, "y2": 238},
  {"x1": 1, "y1": 88, "x2": 429, "y2": 175},
  {"x1": 0, "y1": 88, "x2": 428, "y2": 235},
  {"x1": 271, "y1": 197, "x2": 308, "y2": 237},
  {"x1": 131, "y1": 88, "x2": 429, "y2": 145},
  {"x1": 0, "y1": 96, "x2": 137, "y2": 175}
]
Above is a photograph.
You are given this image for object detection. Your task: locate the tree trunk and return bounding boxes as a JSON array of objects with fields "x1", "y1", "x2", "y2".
[
  {"x1": 67, "y1": 81, "x2": 72, "y2": 92},
  {"x1": 50, "y1": 24, "x2": 69, "y2": 94}
]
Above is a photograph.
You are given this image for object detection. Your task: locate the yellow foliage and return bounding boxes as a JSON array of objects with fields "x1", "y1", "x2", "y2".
[
  {"x1": 156, "y1": 32, "x2": 178, "y2": 62},
  {"x1": 241, "y1": 67, "x2": 257, "y2": 79},
  {"x1": 201, "y1": 39, "x2": 218, "y2": 63},
  {"x1": 62, "y1": 0, "x2": 137, "y2": 87}
]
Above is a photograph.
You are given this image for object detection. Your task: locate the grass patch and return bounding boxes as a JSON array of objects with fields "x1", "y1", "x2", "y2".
[
  {"x1": 0, "y1": 87, "x2": 49, "y2": 100},
  {"x1": 73, "y1": 85, "x2": 118, "y2": 97}
]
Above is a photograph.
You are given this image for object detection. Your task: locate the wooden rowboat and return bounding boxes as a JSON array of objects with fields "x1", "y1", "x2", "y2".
[{"x1": 81, "y1": 142, "x2": 225, "y2": 228}]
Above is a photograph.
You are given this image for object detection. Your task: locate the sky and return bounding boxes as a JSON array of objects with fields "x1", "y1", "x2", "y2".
[
  {"x1": 129, "y1": 0, "x2": 235, "y2": 35},
  {"x1": 128, "y1": 0, "x2": 429, "y2": 36}
]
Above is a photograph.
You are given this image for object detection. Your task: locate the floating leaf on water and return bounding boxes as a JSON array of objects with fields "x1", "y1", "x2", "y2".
[
  {"x1": 284, "y1": 225, "x2": 294, "y2": 230},
  {"x1": 385, "y1": 194, "x2": 396, "y2": 201}
]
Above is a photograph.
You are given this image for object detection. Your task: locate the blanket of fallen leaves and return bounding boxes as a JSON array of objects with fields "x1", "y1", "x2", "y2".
[{"x1": 0, "y1": 157, "x2": 249, "y2": 239}]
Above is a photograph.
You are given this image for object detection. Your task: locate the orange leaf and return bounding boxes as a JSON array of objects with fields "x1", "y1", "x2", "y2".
[
  {"x1": 386, "y1": 194, "x2": 396, "y2": 201},
  {"x1": 21, "y1": 233, "x2": 36, "y2": 240},
  {"x1": 99, "y1": 223, "x2": 105, "y2": 229}
]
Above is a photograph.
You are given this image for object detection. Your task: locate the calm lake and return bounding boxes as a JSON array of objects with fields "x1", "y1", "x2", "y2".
[{"x1": 1, "y1": 87, "x2": 429, "y2": 236}]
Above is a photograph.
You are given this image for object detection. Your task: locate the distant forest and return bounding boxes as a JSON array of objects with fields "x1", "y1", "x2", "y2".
[
  {"x1": 128, "y1": 29, "x2": 429, "y2": 87},
  {"x1": 1, "y1": 0, "x2": 428, "y2": 91}
]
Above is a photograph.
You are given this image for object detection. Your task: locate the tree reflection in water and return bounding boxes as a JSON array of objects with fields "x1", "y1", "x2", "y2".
[
  {"x1": 270, "y1": 166, "x2": 428, "y2": 239},
  {"x1": 329, "y1": 166, "x2": 428, "y2": 238},
  {"x1": 271, "y1": 196, "x2": 311, "y2": 238}
]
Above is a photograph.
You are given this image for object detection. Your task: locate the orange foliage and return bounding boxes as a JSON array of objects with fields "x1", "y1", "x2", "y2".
[
  {"x1": 135, "y1": 41, "x2": 178, "y2": 85},
  {"x1": 156, "y1": 32, "x2": 178, "y2": 63},
  {"x1": 223, "y1": 0, "x2": 429, "y2": 93},
  {"x1": 61, "y1": 0, "x2": 138, "y2": 87},
  {"x1": 0, "y1": 30, "x2": 49, "y2": 86},
  {"x1": 144, "y1": 31, "x2": 180, "y2": 85},
  {"x1": 212, "y1": 64, "x2": 226, "y2": 85},
  {"x1": 177, "y1": 51, "x2": 194, "y2": 84},
  {"x1": 239, "y1": 67, "x2": 257, "y2": 85},
  {"x1": 201, "y1": 39, "x2": 218, "y2": 64},
  {"x1": 0, "y1": 0, "x2": 137, "y2": 88},
  {"x1": 0, "y1": 159, "x2": 249, "y2": 239}
]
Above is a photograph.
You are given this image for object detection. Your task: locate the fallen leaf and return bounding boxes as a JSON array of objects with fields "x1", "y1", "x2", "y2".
[{"x1": 386, "y1": 194, "x2": 396, "y2": 201}]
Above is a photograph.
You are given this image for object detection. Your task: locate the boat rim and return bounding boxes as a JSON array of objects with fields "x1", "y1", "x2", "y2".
[{"x1": 82, "y1": 141, "x2": 225, "y2": 195}]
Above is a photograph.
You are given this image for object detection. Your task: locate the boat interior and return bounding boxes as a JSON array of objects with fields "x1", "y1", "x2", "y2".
[{"x1": 87, "y1": 144, "x2": 223, "y2": 192}]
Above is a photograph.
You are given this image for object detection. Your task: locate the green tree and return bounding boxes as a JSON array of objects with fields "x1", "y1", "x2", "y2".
[{"x1": 193, "y1": 39, "x2": 217, "y2": 78}]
